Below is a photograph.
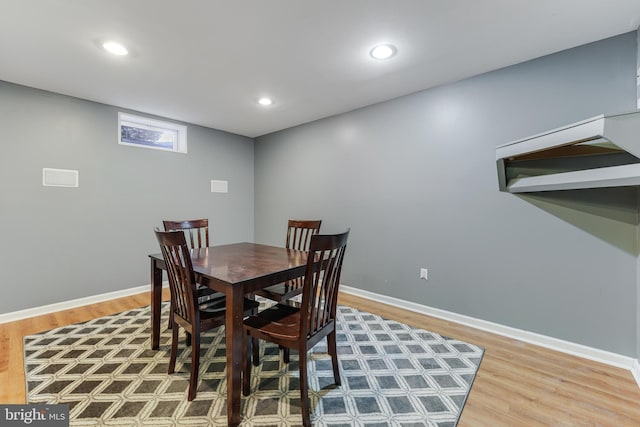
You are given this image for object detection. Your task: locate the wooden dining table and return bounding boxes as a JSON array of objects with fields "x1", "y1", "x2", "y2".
[{"x1": 148, "y1": 242, "x2": 309, "y2": 426}]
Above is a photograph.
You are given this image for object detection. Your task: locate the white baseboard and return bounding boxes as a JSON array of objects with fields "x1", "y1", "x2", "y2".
[
  {"x1": 340, "y1": 285, "x2": 640, "y2": 389},
  {"x1": 632, "y1": 359, "x2": 640, "y2": 387},
  {"x1": 0, "y1": 283, "x2": 167, "y2": 324}
]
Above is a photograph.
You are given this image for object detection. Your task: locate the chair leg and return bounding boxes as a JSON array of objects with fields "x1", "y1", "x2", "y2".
[
  {"x1": 188, "y1": 330, "x2": 200, "y2": 401},
  {"x1": 327, "y1": 331, "x2": 341, "y2": 385},
  {"x1": 243, "y1": 333, "x2": 251, "y2": 396},
  {"x1": 298, "y1": 345, "x2": 311, "y2": 427},
  {"x1": 168, "y1": 321, "x2": 178, "y2": 374},
  {"x1": 167, "y1": 301, "x2": 173, "y2": 329},
  {"x1": 283, "y1": 347, "x2": 290, "y2": 364},
  {"x1": 252, "y1": 337, "x2": 260, "y2": 366},
  {"x1": 250, "y1": 301, "x2": 260, "y2": 366}
]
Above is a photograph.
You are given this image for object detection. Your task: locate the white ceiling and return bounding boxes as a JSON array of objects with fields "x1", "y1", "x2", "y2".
[{"x1": 1, "y1": 1, "x2": 639, "y2": 138}]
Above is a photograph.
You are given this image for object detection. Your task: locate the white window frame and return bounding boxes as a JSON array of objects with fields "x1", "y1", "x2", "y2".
[{"x1": 118, "y1": 112, "x2": 187, "y2": 153}]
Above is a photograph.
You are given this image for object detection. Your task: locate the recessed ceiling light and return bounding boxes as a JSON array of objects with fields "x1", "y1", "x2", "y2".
[
  {"x1": 370, "y1": 44, "x2": 396, "y2": 60},
  {"x1": 258, "y1": 97, "x2": 273, "y2": 106},
  {"x1": 102, "y1": 41, "x2": 128, "y2": 56}
]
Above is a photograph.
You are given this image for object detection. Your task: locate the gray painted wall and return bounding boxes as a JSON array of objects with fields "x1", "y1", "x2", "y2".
[
  {"x1": 254, "y1": 32, "x2": 639, "y2": 356},
  {"x1": 2, "y1": 32, "x2": 638, "y2": 358},
  {"x1": 0, "y1": 81, "x2": 254, "y2": 313}
]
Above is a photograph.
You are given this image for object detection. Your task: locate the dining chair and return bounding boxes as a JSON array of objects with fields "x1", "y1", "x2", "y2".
[
  {"x1": 253, "y1": 219, "x2": 322, "y2": 364},
  {"x1": 254, "y1": 219, "x2": 322, "y2": 302},
  {"x1": 163, "y1": 219, "x2": 209, "y2": 249},
  {"x1": 242, "y1": 229, "x2": 349, "y2": 427},
  {"x1": 154, "y1": 229, "x2": 259, "y2": 401},
  {"x1": 163, "y1": 219, "x2": 217, "y2": 328}
]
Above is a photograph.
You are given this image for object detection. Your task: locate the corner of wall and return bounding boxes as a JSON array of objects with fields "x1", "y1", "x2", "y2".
[{"x1": 636, "y1": 187, "x2": 640, "y2": 361}]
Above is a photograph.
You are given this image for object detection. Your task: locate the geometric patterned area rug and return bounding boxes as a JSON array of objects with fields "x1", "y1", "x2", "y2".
[{"x1": 24, "y1": 302, "x2": 483, "y2": 426}]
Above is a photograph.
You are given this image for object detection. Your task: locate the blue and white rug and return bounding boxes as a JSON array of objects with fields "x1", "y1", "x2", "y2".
[{"x1": 24, "y1": 302, "x2": 483, "y2": 426}]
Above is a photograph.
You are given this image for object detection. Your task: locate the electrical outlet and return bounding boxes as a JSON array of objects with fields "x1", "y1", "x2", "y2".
[{"x1": 420, "y1": 268, "x2": 428, "y2": 280}]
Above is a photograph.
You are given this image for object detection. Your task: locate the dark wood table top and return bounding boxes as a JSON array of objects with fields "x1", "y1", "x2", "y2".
[{"x1": 149, "y1": 242, "x2": 309, "y2": 290}]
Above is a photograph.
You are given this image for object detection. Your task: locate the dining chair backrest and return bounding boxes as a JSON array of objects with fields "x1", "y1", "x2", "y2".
[
  {"x1": 286, "y1": 220, "x2": 322, "y2": 251},
  {"x1": 154, "y1": 229, "x2": 199, "y2": 325},
  {"x1": 252, "y1": 219, "x2": 323, "y2": 308},
  {"x1": 299, "y1": 229, "x2": 349, "y2": 340},
  {"x1": 163, "y1": 219, "x2": 209, "y2": 250}
]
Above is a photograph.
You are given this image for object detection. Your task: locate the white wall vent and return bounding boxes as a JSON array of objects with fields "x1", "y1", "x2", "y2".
[
  {"x1": 211, "y1": 179, "x2": 228, "y2": 193},
  {"x1": 42, "y1": 168, "x2": 79, "y2": 187}
]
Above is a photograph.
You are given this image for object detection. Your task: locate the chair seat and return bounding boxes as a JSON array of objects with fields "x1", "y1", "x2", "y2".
[
  {"x1": 255, "y1": 281, "x2": 303, "y2": 302},
  {"x1": 200, "y1": 295, "x2": 258, "y2": 320},
  {"x1": 244, "y1": 303, "x2": 301, "y2": 341},
  {"x1": 196, "y1": 285, "x2": 221, "y2": 303},
  {"x1": 197, "y1": 284, "x2": 217, "y2": 295}
]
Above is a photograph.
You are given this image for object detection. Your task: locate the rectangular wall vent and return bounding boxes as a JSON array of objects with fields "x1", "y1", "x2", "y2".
[
  {"x1": 211, "y1": 179, "x2": 228, "y2": 193},
  {"x1": 42, "y1": 168, "x2": 79, "y2": 187}
]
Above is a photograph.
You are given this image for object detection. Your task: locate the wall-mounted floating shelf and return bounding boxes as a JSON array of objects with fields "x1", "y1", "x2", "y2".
[{"x1": 496, "y1": 111, "x2": 640, "y2": 193}]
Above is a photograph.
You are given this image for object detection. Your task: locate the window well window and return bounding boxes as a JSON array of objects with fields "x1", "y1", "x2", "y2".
[{"x1": 118, "y1": 112, "x2": 187, "y2": 153}]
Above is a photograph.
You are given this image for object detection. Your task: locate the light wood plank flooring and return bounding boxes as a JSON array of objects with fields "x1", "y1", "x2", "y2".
[{"x1": 2, "y1": 290, "x2": 639, "y2": 425}]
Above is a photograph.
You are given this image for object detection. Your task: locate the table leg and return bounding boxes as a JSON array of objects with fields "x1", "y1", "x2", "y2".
[
  {"x1": 226, "y1": 286, "x2": 244, "y2": 427},
  {"x1": 150, "y1": 258, "x2": 163, "y2": 350}
]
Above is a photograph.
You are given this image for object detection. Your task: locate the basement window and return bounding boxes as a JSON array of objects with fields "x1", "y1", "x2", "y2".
[{"x1": 118, "y1": 112, "x2": 187, "y2": 153}]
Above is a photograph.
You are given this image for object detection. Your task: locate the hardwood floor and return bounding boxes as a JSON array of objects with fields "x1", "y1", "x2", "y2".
[
  {"x1": 0, "y1": 291, "x2": 153, "y2": 404},
  {"x1": 2, "y1": 290, "x2": 639, "y2": 425},
  {"x1": 340, "y1": 294, "x2": 640, "y2": 426}
]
